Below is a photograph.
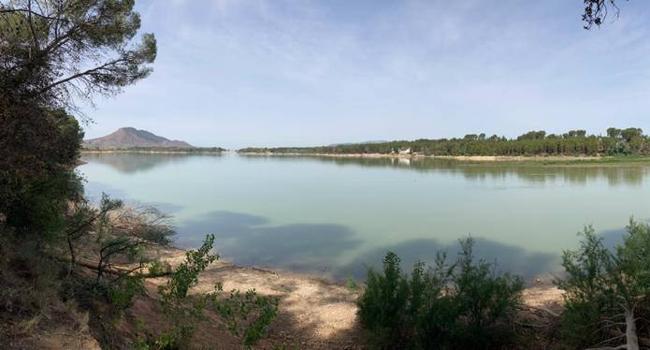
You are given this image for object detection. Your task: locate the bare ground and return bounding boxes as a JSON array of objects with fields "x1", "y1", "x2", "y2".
[
  {"x1": 137, "y1": 246, "x2": 565, "y2": 349},
  {"x1": 9, "y1": 244, "x2": 564, "y2": 349}
]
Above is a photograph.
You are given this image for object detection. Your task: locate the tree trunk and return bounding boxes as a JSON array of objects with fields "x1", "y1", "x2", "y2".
[
  {"x1": 66, "y1": 236, "x2": 75, "y2": 277},
  {"x1": 624, "y1": 306, "x2": 639, "y2": 350}
]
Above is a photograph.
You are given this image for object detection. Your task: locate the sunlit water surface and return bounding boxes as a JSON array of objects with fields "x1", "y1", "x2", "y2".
[{"x1": 79, "y1": 153, "x2": 650, "y2": 280}]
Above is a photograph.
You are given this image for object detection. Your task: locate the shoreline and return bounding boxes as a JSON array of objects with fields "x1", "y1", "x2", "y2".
[
  {"x1": 237, "y1": 151, "x2": 650, "y2": 164},
  {"x1": 82, "y1": 149, "x2": 650, "y2": 165},
  {"x1": 148, "y1": 244, "x2": 563, "y2": 346}
]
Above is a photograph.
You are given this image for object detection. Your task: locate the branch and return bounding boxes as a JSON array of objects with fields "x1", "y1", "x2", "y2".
[
  {"x1": 54, "y1": 255, "x2": 172, "y2": 278},
  {"x1": 519, "y1": 305, "x2": 560, "y2": 318},
  {"x1": 585, "y1": 346, "x2": 626, "y2": 350},
  {"x1": 0, "y1": 7, "x2": 58, "y2": 20},
  {"x1": 37, "y1": 57, "x2": 125, "y2": 95},
  {"x1": 27, "y1": 0, "x2": 39, "y2": 51}
]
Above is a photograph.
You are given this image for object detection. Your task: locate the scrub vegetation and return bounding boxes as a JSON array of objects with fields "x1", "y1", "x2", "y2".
[{"x1": 2, "y1": 0, "x2": 648, "y2": 349}]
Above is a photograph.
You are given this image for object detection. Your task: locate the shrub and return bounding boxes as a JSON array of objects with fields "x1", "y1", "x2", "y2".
[
  {"x1": 155, "y1": 234, "x2": 218, "y2": 348},
  {"x1": 212, "y1": 288, "x2": 279, "y2": 348},
  {"x1": 357, "y1": 238, "x2": 523, "y2": 349},
  {"x1": 108, "y1": 275, "x2": 146, "y2": 311},
  {"x1": 558, "y1": 221, "x2": 650, "y2": 349}
]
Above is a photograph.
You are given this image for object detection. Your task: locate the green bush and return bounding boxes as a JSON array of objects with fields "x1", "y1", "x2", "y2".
[
  {"x1": 357, "y1": 238, "x2": 523, "y2": 349},
  {"x1": 558, "y1": 221, "x2": 650, "y2": 349},
  {"x1": 212, "y1": 288, "x2": 279, "y2": 348},
  {"x1": 109, "y1": 275, "x2": 146, "y2": 311},
  {"x1": 154, "y1": 234, "x2": 218, "y2": 348}
]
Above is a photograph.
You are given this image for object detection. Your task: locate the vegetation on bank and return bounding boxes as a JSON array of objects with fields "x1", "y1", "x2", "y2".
[
  {"x1": 358, "y1": 238, "x2": 523, "y2": 349},
  {"x1": 0, "y1": 1, "x2": 272, "y2": 348},
  {"x1": 358, "y1": 221, "x2": 650, "y2": 350},
  {"x1": 239, "y1": 127, "x2": 650, "y2": 157}
]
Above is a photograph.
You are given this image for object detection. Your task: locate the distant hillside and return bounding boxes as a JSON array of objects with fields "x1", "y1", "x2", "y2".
[{"x1": 84, "y1": 127, "x2": 193, "y2": 149}]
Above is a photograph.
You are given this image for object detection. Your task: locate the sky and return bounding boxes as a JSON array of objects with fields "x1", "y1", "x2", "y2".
[{"x1": 82, "y1": 0, "x2": 650, "y2": 149}]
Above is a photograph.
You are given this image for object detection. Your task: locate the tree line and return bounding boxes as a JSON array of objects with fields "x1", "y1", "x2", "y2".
[{"x1": 239, "y1": 127, "x2": 649, "y2": 157}]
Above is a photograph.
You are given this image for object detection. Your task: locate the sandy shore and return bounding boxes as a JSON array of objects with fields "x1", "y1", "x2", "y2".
[{"x1": 144, "y1": 245, "x2": 564, "y2": 348}]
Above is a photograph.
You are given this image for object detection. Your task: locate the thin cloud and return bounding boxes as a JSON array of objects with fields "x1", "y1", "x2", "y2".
[{"x1": 84, "y1": 0, "x2": 650, "y2": 148}]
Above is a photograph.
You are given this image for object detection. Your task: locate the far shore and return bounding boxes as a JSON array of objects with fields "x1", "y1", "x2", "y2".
[
  {"x1": 81, "y1": 148, "x2": 650, "y2": 165},
  {"x1": 237, "y1": 151, "x2": 650, "y2": 164}
]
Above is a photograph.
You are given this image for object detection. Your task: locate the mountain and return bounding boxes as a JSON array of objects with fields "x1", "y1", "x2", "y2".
[{"x1": 83, "y1": 127, "x2": 193, "y2": 149}]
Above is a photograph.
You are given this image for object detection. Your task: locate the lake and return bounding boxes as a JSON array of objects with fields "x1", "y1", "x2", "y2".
[{"x1": 79, "y1": 153, "x2": 650, "y2": 281}]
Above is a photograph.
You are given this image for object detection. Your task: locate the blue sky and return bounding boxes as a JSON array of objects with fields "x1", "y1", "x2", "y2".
[{"x1": 82, "y1": 0, "x2": 650, "y2": 148}]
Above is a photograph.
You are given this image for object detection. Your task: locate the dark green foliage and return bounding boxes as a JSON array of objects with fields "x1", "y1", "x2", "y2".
[
  {"x1": 239, "y1": 127, "x2": 649, "y2": 157},
  {"x1": 0, "y1": 0, "x2": 157, "y2": 239},
  {"x1": 148, "y1": 260, "x2": 173, "y2": 276},
  {"x1": 0, "y1": 0, "x2": 162, "y2": 346},
  {"x1": 358, "y1": 238, "x2": 523, "y2": 349},
  {"x1": 0, "y1": 0, "x2": 156, "y2": 244},
  {"x1": 558, "y1": 221, "x2": 650, "y2": 349},
  {"x1": 357, "y1": 252, "x2": 413, "y2": 346},
  {"x1": 145, "y1": 235, "x2": 278, "y2": 349},
  {"x1": 451, "y1": 239, "x2": 524, "y2": 348},
  {"x1": 153, "y1": 234, "x2": 219, "y2": 348},
  {"x1": 109, "y1": 275, "x2": 145, "y2": 311},
  {"x1": 160, "y1": 234, "x2": 218, "y2": 301},
  {"x1": 212, "y1": 289, "x2": 279, "y2": 348},
  {"x1": 0, "y1": 106, "x2": 84, "y2": 238},
  {"x1": 0, "y1": 0, "x2": 157, "y2": 104}
]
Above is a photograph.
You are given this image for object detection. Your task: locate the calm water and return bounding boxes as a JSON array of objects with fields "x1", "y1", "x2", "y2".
[{"x1": 79, "y1": 153, "x2": 650, "y2": 280}]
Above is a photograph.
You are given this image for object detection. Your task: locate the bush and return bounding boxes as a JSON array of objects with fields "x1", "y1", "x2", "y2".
[
  {"x1": 108, "y1": 275, "x2": 146, "y2": 311},
  {"x1": 357, "y1": 238, "x2": 523, "y2": 349},
  {"x1": 154, "y1": 234, "x2": 219, "y2": 348},
  {"x1": 212, "y1": 289, "x2": 279, "y2": 348},
  {"x1": 558, "y1": 222, "x2": 650, "y2": 349}
]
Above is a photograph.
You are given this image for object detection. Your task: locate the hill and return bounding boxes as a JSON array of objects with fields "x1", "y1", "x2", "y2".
[{"x1": 83, "y1": 127, "x2": 193, "y2": 149}]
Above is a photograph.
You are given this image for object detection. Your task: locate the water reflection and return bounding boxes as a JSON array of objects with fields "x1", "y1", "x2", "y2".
[
  {"x1": 84, "y1": 153, "x2": 650, "y2": 187},
  {"x1": 84, "y1": 180, "x2": 186, "y2": 214},
  {"x1": 81, "y1": 152, "x2": 222, "y2": 174},
  {"x1": 344, "y1": 238, "x2": 560, "y2": 281},
  {"x1": 241, "y1": 155, "x2": 650, "y2": 186}
]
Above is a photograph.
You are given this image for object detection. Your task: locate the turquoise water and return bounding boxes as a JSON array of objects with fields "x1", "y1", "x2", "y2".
[{"x1": 79, "y1": 153, "x2": 650, "y2": 280}]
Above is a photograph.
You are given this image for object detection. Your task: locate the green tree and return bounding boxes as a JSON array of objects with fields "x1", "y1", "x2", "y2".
[
  {"x1": 607, "y1": 127, "x2": 622, "y2": 139},
  {"x1": 0, "y1": 0, "x2": 156, "y2": 238},
  {"x1": 621, "y1": 128, "x2": 643, "y2": 143},
  {"x1": 0, "y1": 1, "x2": 157, "y2": 342},
  {"x1": 0, "y1": 0, "x2": 156, "y2": 106}
]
